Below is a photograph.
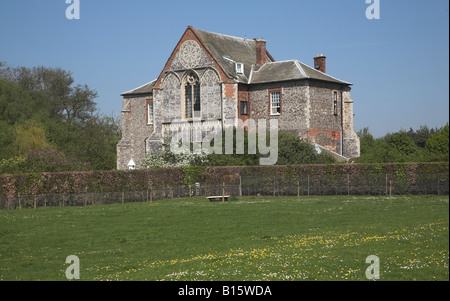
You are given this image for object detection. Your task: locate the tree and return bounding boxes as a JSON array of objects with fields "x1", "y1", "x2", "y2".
[
  {"x1": 0, "y1": 62, "x2": 118, "y2": 171},
  {"x1": 277, "y1": 131, "x2": 334, "y2": 165},
  {"x1": 357, "y1": 128, "x2": 414, "y2": 163},
  {"x1": 384, "y1": 131, "x2": 418, "y2": 157},
  {"x1": 11, "y1": 120, "x2": 50, "y2": 156},
  {"x1": 407, "y1": 125, "x2": 433, "y2": 148},
  {"x1": 68, "y1": 115, "x2": 121, "y2": 171},
  {"x1": 425, "y1": 124, "x2": 449, "y2": 160},
  {"x1": 0, "y1": 120, "x2": 12, "y2": 160}
]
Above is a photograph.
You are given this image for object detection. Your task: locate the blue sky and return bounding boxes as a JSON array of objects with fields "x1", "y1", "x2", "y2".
[{"x1": 0, "y1": 0, "x2": 448, "y2": 137}]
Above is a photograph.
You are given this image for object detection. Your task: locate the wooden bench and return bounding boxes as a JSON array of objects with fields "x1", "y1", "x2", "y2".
[{"x1": 207, "y1": 195, "x2": 230, "y2": 202}]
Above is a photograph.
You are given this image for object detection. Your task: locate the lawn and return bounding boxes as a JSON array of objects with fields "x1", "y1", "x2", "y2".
[{"x1": 0, "y1": 195, "x2": 448, "y2": 281}]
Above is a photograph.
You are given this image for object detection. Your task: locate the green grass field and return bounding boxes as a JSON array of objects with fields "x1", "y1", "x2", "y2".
[{"x1": 0, "y1": 195, "x2": 448, "y2": 281}]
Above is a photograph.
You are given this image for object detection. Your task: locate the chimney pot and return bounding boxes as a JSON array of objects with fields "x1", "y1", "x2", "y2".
[{"x1": 313, "y1": 54, "x2": 326, "y2": 73}]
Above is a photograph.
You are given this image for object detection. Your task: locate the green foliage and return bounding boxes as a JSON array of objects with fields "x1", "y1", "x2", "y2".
[
  {"x1": 407, "y1": 125, "x2": 435, "y2": 148},
  {"x1": 181, "y1": 166, "x2": 206, "y2": 186},
  {"x1": 385, "y1": 131, "x2": 418, "y2": 156},
  {"x1": 425, "y1": 125, "x2": 449, "y2": 156},
  {"x1": 277, "y1": 132, "x2": 335, "y2": 165},
  {"x1": 0, "y1": 157, "x2": 25, "y2": 174},
  {"x1": 206, "y1": 130, "x2": 335, "y2": 166},
  {"x1": 206, "y1": 128, "x2": 260, "y2": 166},
  {"x1": 141, "y1": 130, "x2": 336, "y2": 168},
  {"x1": 0, "y1": 62, "x2": 120, "y2": 172},
  {"x1": 357, "y1": 125, "x2": 449, "y2": 163},
  {"x1": 11, "y1": 119, "x2": 50, "y2": 156}
]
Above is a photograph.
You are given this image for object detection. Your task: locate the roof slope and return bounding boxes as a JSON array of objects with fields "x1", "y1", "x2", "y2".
[
  {"x1": 250, "y1": 60, "x2": 351, "y2": 85},
  {"x1": 122, "y1": 27, "x2": 351, "y2": 95},
  {"x1": 121, "y1": 79, "x2": 156, "y2": 96},
  {"x1": 193, "y1": 28, "x2": 274, "y2": 83}
]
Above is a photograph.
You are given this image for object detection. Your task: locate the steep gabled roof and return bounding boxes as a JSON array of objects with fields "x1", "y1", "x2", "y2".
[
  {"x1": 249, "y1": 60, "x2": 351, "y2": 85},
  {"x1": 122, "y1": 27, "x2": 351, "y2": 95},
  {"x1": 193, "y1": 28, "x2": 274, "y2": 83}
]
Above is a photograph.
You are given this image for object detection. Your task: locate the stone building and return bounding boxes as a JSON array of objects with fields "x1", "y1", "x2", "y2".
[{"x1": 117, "y1": 26, "x2": 360, "y2": 170}]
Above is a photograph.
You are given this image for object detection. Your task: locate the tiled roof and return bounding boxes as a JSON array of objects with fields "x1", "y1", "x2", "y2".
[
  {"x1": 249, "y1": 60, "x2": 351, "y2": 85},
  {"x1": 121, "y1": 79, "x2": 156, "y2": 96},
  {"x1": 193, "y1": 28, "x2": 274, "y2": 83},
  {"x1": 122, "y1": 28, "x2": 351, "y2": 95}
]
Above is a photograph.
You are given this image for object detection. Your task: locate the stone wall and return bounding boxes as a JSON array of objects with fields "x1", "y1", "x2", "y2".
[
  {"x1": 117, "y1": 94, "x2": 153, "y2": 170},
  {"x1": 117, "y1": 26, "x2": 360, "y2": 169},
  {"x1": 248, "y1": 80, "x2": 310, "y2": 132},
  {"x1": 342, "y1": 88, "x2": 360, "y2": 158},
  {"x1": 245, "y1": 79, "x2": 359, "y2": 157}
]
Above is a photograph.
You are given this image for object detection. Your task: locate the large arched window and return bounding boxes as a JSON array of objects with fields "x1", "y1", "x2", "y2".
[{"x1": 184, "y1": 72, "x2": 200, "y2": 118}]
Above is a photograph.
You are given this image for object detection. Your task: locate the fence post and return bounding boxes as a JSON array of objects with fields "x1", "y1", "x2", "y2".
[
  {"x1": 437, "y1": 175, "x2": 440, "y2": 196},
  {"x1": 389, "y1": 180, "x2": 392, "y2": 202},
  {"x1": 307, "y1": 175, "x2": 310, "y2": 197},
  {"x1": 347, "y1": 174, "x2": 350, "y2": 196},
  {"x1": 273, "y1": 177, "x2": 276, "y2": 197},
  {"x1": 239, "y1": 175, "x2": 242, "y2": 197},
  {"x1": 385, "y1": 174, "x2": 388, "y2": 195},
  {"x1": 34, "y1": 196, "x2": 37, "y2": 210},
  {"x1": 122, "y1": 191, "x2": 124, "y2": 204},
  {"x1": 297, "y1": 181, "x2": 300, "y2": 200},
  {"x1": 222, "y1": 182, "x2": 225, "y2": 202}
]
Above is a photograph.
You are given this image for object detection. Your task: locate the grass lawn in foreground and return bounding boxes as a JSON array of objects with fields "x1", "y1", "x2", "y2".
[{"x1": 0, "y1": 195, "x2": 448, "y2": 281}]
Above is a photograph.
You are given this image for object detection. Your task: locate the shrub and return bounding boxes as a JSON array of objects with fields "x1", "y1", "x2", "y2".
[
  {"x1": 22, "y1": 147, "x2": 91, "y2": 173},
  {"x1": 0, "y1": 157, "x2": 25, "y2": 174}
]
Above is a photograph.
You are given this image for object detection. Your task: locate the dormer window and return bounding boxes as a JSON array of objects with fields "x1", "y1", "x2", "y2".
[{"x1": 236, "y1": 62, "x2": 244, "y2": 75}]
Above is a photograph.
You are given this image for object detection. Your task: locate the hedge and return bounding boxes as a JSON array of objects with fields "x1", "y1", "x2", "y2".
[{"x1": 0, "y1": 162, "x2": 448, "y2": 197}]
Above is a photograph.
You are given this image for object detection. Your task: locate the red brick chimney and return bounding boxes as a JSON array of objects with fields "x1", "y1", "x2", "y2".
[
  {"x1": 255, "y1": 38, "x2": 267, "y2": 67},
  {"x1": 313, "y1": 54, "x2": 326, "y2": 73}
]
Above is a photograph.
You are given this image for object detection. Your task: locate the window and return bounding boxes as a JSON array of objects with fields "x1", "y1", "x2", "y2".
[
  {"x1": 236, "y1": 63, "x2": 244, "y2": 75},
  {"x1": 184, "y1": 73, "x2": 200, "y2": 118},
  {"x1": 240, "y1": 101, "x2": 248, "y2": 115},
  {"x1": 269, "y1": 89, "x2": 281, "y2": 115},
  {"x1": 333, "y1": 91, "x2": 338, "y2": 116},
  {"x1": 146, "y1": 100, "x2": 154, "y2": 124}
]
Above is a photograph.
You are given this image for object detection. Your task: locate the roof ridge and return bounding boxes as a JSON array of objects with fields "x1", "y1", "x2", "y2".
[
  {"x1": 261, "y1": 59, "x2": 295, "y2": 64},
  {"x1": 194, "y1": 28, "x2": 253, "y2": 43},
  {"x1": 293, "y1": 60, "x2": 308, "y2": 78},
  {"x1": 296, "y1": 60, "x2": 352, "y2": 85}
]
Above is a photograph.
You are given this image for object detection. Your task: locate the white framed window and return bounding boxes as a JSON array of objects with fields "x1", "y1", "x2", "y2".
[
  {"x1": 269, "y1": 89, "x2": 281, "y2": 115},
  {"x1": 333, "y1": 91, "x2": 338, "y2": 116},
  {"x1": 236, "y1": 62, "x2": 244, "y2": 75},
  {"x1": 147, "y1": 100, "x2": 154, "y2": 124}
]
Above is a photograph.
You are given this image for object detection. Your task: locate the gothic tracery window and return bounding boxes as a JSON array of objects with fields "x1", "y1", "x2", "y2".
[{"x1": 184, "y1": 73, "x2": 201, "y2": 118}]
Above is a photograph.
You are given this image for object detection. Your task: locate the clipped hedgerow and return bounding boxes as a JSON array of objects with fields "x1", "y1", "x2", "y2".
[{"x1": 0, "y1": 162, "x2": 448, "y2": 197}]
